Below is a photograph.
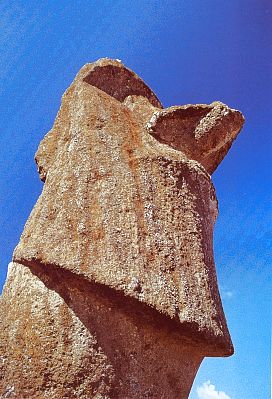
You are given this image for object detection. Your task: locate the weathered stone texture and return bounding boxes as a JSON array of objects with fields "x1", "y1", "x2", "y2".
[
  {"x1": 0, "y1": 262, "x2": 202, "y2": 398},
  {"x1": 0, "y1": 58, "x2": 244, "y2": 398},
  {"x1": 0, "y1": 262, "x2": 115, "y2": 399}
]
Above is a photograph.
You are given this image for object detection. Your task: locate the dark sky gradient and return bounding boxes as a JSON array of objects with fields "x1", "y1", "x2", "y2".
[{"x1": 0, "y1": 1, "x2": 271, "y2": 398}]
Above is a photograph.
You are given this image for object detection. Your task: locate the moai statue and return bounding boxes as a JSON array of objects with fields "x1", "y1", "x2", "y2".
[{"x1": 0, "y1": 59, "x2": 244, "y2": 398}]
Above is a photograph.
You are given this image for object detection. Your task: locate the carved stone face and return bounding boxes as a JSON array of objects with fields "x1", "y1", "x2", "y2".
[{"x1": 13, "y1": 58, "x2": 244, "y2": 356}]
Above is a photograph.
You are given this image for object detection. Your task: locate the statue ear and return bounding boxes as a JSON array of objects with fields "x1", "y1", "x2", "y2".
[
  {"x1": 146, "y1": 102, "x2": 244, "y2": 174},
  {"x1": 82, "y1": 58, "x2": 162, "y2": 108}
]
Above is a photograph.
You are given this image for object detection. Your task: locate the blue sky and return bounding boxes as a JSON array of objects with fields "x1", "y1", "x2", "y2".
[{"x1": 0, "y1": 1, "x2": 271, "y2": 398}]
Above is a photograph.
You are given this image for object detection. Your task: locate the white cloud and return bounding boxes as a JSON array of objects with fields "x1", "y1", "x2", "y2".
[
  {"x1": 197, "y1": 381, "x2": 231, "y2": 399},
  {"x1": 224, "y1": 290, "x2": 233, "y2": 298},
  {"x1": 220, "y1": 285, "x2": 234, "y2": 299}
]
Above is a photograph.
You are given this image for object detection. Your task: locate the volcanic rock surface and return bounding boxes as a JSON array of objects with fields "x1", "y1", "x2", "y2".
[{"x1": 0, "y1": 58, "x2": 244, "y2": 398}]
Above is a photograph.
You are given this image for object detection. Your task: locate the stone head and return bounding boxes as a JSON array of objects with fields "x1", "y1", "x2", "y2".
[{"x1": 13, "y1": 58, "x2": 244, "y2": 356}]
